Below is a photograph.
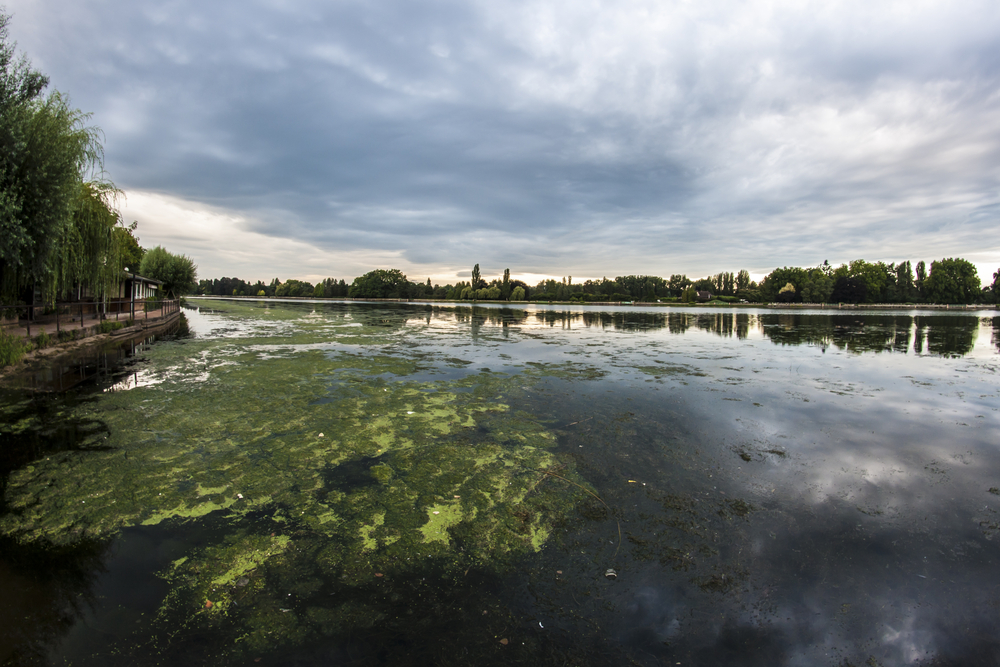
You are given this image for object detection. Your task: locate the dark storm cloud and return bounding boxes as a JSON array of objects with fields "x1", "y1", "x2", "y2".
[{"x1": 5, "y1": 0, "x2": 1000, "y2": 280}]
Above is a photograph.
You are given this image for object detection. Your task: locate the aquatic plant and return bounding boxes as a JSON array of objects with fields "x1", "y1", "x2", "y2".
[{"x1": 0, "y1": 303, "x2": 597, "y2": 659}]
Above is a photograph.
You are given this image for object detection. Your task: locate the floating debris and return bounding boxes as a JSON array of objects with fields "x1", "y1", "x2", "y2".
[{"x1": 605, "y1": 568, "x2": 618, "y2": 579}]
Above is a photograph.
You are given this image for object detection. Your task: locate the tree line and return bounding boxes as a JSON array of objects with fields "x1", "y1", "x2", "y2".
[
  {"x1": 200, "y1": 258, "x2": 999, "y2": 305},
  {"x1": 0, "y1": 13, "x2": 195, "y2": 305}
]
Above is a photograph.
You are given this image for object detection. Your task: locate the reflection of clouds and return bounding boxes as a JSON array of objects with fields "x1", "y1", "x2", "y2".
[
  {"x1": 164, "y1": 300, "x2": 999, "y2": 662},
  {"x1": 609, "y1": 498, "x2": 998, "y2": 664}
]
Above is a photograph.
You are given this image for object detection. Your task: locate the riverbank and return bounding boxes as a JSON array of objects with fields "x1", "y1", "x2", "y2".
[
  {"x1": 189, "y1": 295, "x2": 996, "y2": 310},
  {"x1": 0, "y1": 308, "x2": 182, "y2": 380}
]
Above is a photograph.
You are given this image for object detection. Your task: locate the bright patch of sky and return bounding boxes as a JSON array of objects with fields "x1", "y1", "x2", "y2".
[{"x1": 7, "y1": 0, "x2": 1000, "y2": 285}]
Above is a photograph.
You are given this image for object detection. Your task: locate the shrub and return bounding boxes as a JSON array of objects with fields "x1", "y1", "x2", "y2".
[
  {"x1": 99, "y1": 320, "x2": 126, "y2": 334},
  {"x1": 0, "y1": 329, "x2": 28, "y2": 367},
  {"x1": 35, "y1": 330, "x2": 52, "y2": 349}
]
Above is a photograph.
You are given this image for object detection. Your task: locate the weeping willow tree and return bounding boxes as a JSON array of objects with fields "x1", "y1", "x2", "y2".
[
  {"x1": 53, "y1": 181, "x2": 127, "y2": 302},
  {"x1": 0, "y1": 12, "x2": 124, "y2": 306}
]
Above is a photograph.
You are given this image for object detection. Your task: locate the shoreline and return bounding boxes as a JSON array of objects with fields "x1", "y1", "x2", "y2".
[
  {"x1": 0, "y1": 310, "x2": 182, "y2": 382},
  {"x1": 188, "y1": 295, "x2": 996, "y2": 311}
]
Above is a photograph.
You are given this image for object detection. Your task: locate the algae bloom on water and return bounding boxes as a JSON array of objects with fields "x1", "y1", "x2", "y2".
[{"x1": 0, "y1": 300, "x2": 589, "y2": 661}]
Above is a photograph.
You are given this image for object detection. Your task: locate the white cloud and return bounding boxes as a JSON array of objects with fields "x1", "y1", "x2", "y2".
[{"x1": 6, "y1": 0, "x2": 1000, "y2": 283}]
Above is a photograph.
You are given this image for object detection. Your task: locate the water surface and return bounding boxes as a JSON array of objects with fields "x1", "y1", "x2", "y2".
[{"x1": 2, "y1": 301, "x2": 999, "y2": 666}]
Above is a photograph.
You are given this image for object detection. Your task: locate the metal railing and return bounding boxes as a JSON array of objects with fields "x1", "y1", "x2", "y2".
[{"x1": 0, "y1": 298, "x2": 180, "y2": 339}]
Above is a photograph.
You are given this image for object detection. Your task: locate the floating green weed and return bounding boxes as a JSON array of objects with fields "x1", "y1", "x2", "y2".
[{"x1": 0, "y1": 311, "x2": 592, "y2": 659}]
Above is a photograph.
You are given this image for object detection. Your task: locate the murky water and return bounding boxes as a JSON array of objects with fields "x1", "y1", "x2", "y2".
[{"x1": 2, "y1": 300, "x2": 999, "y2": 666}]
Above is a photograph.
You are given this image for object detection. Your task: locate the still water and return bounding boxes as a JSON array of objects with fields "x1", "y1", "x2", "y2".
[{"x1": 1, "y1": 300, "x2": 999, "y2": 666}]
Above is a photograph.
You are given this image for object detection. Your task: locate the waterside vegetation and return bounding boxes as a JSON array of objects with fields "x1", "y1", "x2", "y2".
[
  {"x1": 0, "y1": 14, "x2": 193, "y2": 311},
  {"x1": 201, "y1": 258, "x2": 1000, "y2": 306}
]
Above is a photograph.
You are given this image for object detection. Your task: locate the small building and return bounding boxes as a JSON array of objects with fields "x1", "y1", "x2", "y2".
[
  {"x1": 696, "y1": 290, "x2": 713, "y2": 302},
  {"x1": 119, "y1": 272, "x2": 163, "y2": 300}
]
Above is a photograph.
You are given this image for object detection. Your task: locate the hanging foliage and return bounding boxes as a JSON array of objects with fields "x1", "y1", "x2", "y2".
[
  {"x1": 54, "y1": 181, "x2": 125, "y2": 302},
  {"x1": 0, "y1": 12, "x2": 119, "y2": 305}
]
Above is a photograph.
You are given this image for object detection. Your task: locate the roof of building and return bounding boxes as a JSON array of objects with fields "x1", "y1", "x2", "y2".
[{"x1": 122, "y1": 271, "x2": 163, "y2": 285}]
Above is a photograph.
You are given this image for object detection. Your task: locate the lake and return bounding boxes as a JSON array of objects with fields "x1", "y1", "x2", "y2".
[{"x1": 2, "y1": 300, "x2": 999, "y2": 666}]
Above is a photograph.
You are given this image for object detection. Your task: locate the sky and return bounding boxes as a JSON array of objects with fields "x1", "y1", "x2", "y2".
[{"x1": 5, "y1": 0, "x2": 1000, "y2": 286}]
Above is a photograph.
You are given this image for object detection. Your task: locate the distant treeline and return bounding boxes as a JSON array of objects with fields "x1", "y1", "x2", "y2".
[{"x1": 197, "y1": 258, "x2": 1000, "y2": 305}]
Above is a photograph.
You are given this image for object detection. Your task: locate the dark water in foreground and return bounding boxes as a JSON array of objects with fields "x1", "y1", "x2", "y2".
[{"x1": 1, "y1": 301, "x2": 999, "y2": 666}]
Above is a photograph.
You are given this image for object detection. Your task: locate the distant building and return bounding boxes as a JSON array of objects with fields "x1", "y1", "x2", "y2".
[{"x1": 696, "y1": 290, "x2": 712, "y2": 302}]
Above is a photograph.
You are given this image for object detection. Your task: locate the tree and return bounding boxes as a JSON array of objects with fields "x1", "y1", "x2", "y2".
[
  {"x1": 759, "y1": 267, "x2": 809, "y2": 302},
  {"x1": 471, "y1": 264, "x2": 482, "y2": 290},
  {"x1": 501, "y1": 268, "x2": 511, "y2": 300},
  {"x1": 915, "y1": 261, "x2": 927, "y2": 298},
  {"x1": 139, "y1": 246, "x2": 198, "y2": 297},
  {"x1": 1, "y1": 13, "x2": 126, "y2": 304},
  {"x1": 835, "y1": 259, "x2": 893, "y2": 303},
  {"x1": 55, "y1": 181, "x2": 128, "y2": 301},
  {"x1": 830, "y1": 276, "x2": 867, "y2": 303},
  {"x1": 895, "y1": 261, "x2": 915, "y2": 302},
  {"x1": 510, "y1": 286, "x2": 525, "y2": 301},
  {"x1": 922, "y1": 258, "x2": 980, "y2": 304},
  {"x1": 776, "y1": 282, "x2": 799, "y2": 303},
  {"x1": 348, "y1": 269, "x2": 409, "y2": 298},
  {"x1": 274, "y1": 279, "x2": 313, "y2": 297},
  {"x1": 1, "y1": 94, "x2": 102, "y2": 300},
  {"x1": 116, "y1": 221, "x2": 144, "y2": 273},
  {"x1": 736, "y1": 270, "x2": 751, "y2": 291},
  {"x1": 799, "y1": 269, "x2": 833, "y2": 303}
]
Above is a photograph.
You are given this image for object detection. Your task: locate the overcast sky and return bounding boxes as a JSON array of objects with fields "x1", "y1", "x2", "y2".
[{"x1": 6, "y1": 0, "x2": 1000, "y2": 285}]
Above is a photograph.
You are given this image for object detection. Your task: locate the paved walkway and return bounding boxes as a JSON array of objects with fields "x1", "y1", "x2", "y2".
[{"x1": 2, "y1": 305, "x2": 177, "y2": 340}]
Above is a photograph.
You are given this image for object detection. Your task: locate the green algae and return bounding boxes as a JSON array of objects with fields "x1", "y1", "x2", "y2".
[
  {"x1": 420, "y1": 503, "x2": 464, "y2": 544},
  {"x1": 0, "y1": 304, "x2": 593, "y2": 660},
  {"x1": 157, "y1": 530, "x2": 292, "y2": 618}
]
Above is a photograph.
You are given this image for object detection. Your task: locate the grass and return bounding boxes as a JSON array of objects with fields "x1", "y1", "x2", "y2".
[
  {"x1": 99, "y1": 319, "x2": 129, "y2": 334},
  {"x1": 34, "y1": 330, "x2": 52, "y2": 349},
  {"x1": 0, "y1": 328, "x2": 28, "y2": 367}
]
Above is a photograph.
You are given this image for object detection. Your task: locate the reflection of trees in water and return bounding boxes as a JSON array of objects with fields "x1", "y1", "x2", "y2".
[
  {"x1": 760, "y1": 314, "x2": 915, "y2": 354},
  {"x1": 448, "y1": 305, "x2": 530, "y2": 328},
  {"x1": 523, "y1": 310, "x2": 754, "y2": 336},
  {"x1": 0, "y1": 534, "x2": 107, "y2": 665},
  {"x1": 0, "y1": 395, "x2": 111, "y2": 663},
  {"x1": 757, "y1": 314, "x2": 978, "y2": 356},
  {"x1": 993, "y1": 317, "x2": 1000, "y2": 354},
  {"x1": 917, "y1": 315, "x2": 978, "y2": 357},
  {"x1": 691, "y1": 313, "x2": 751, "y2": 339},
  {"x1": 383, "y1": 304, "x2": 984, "y2": 357},
  {"x1": 531, "y1": 310, "x2": 675, "y2": 331}
]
